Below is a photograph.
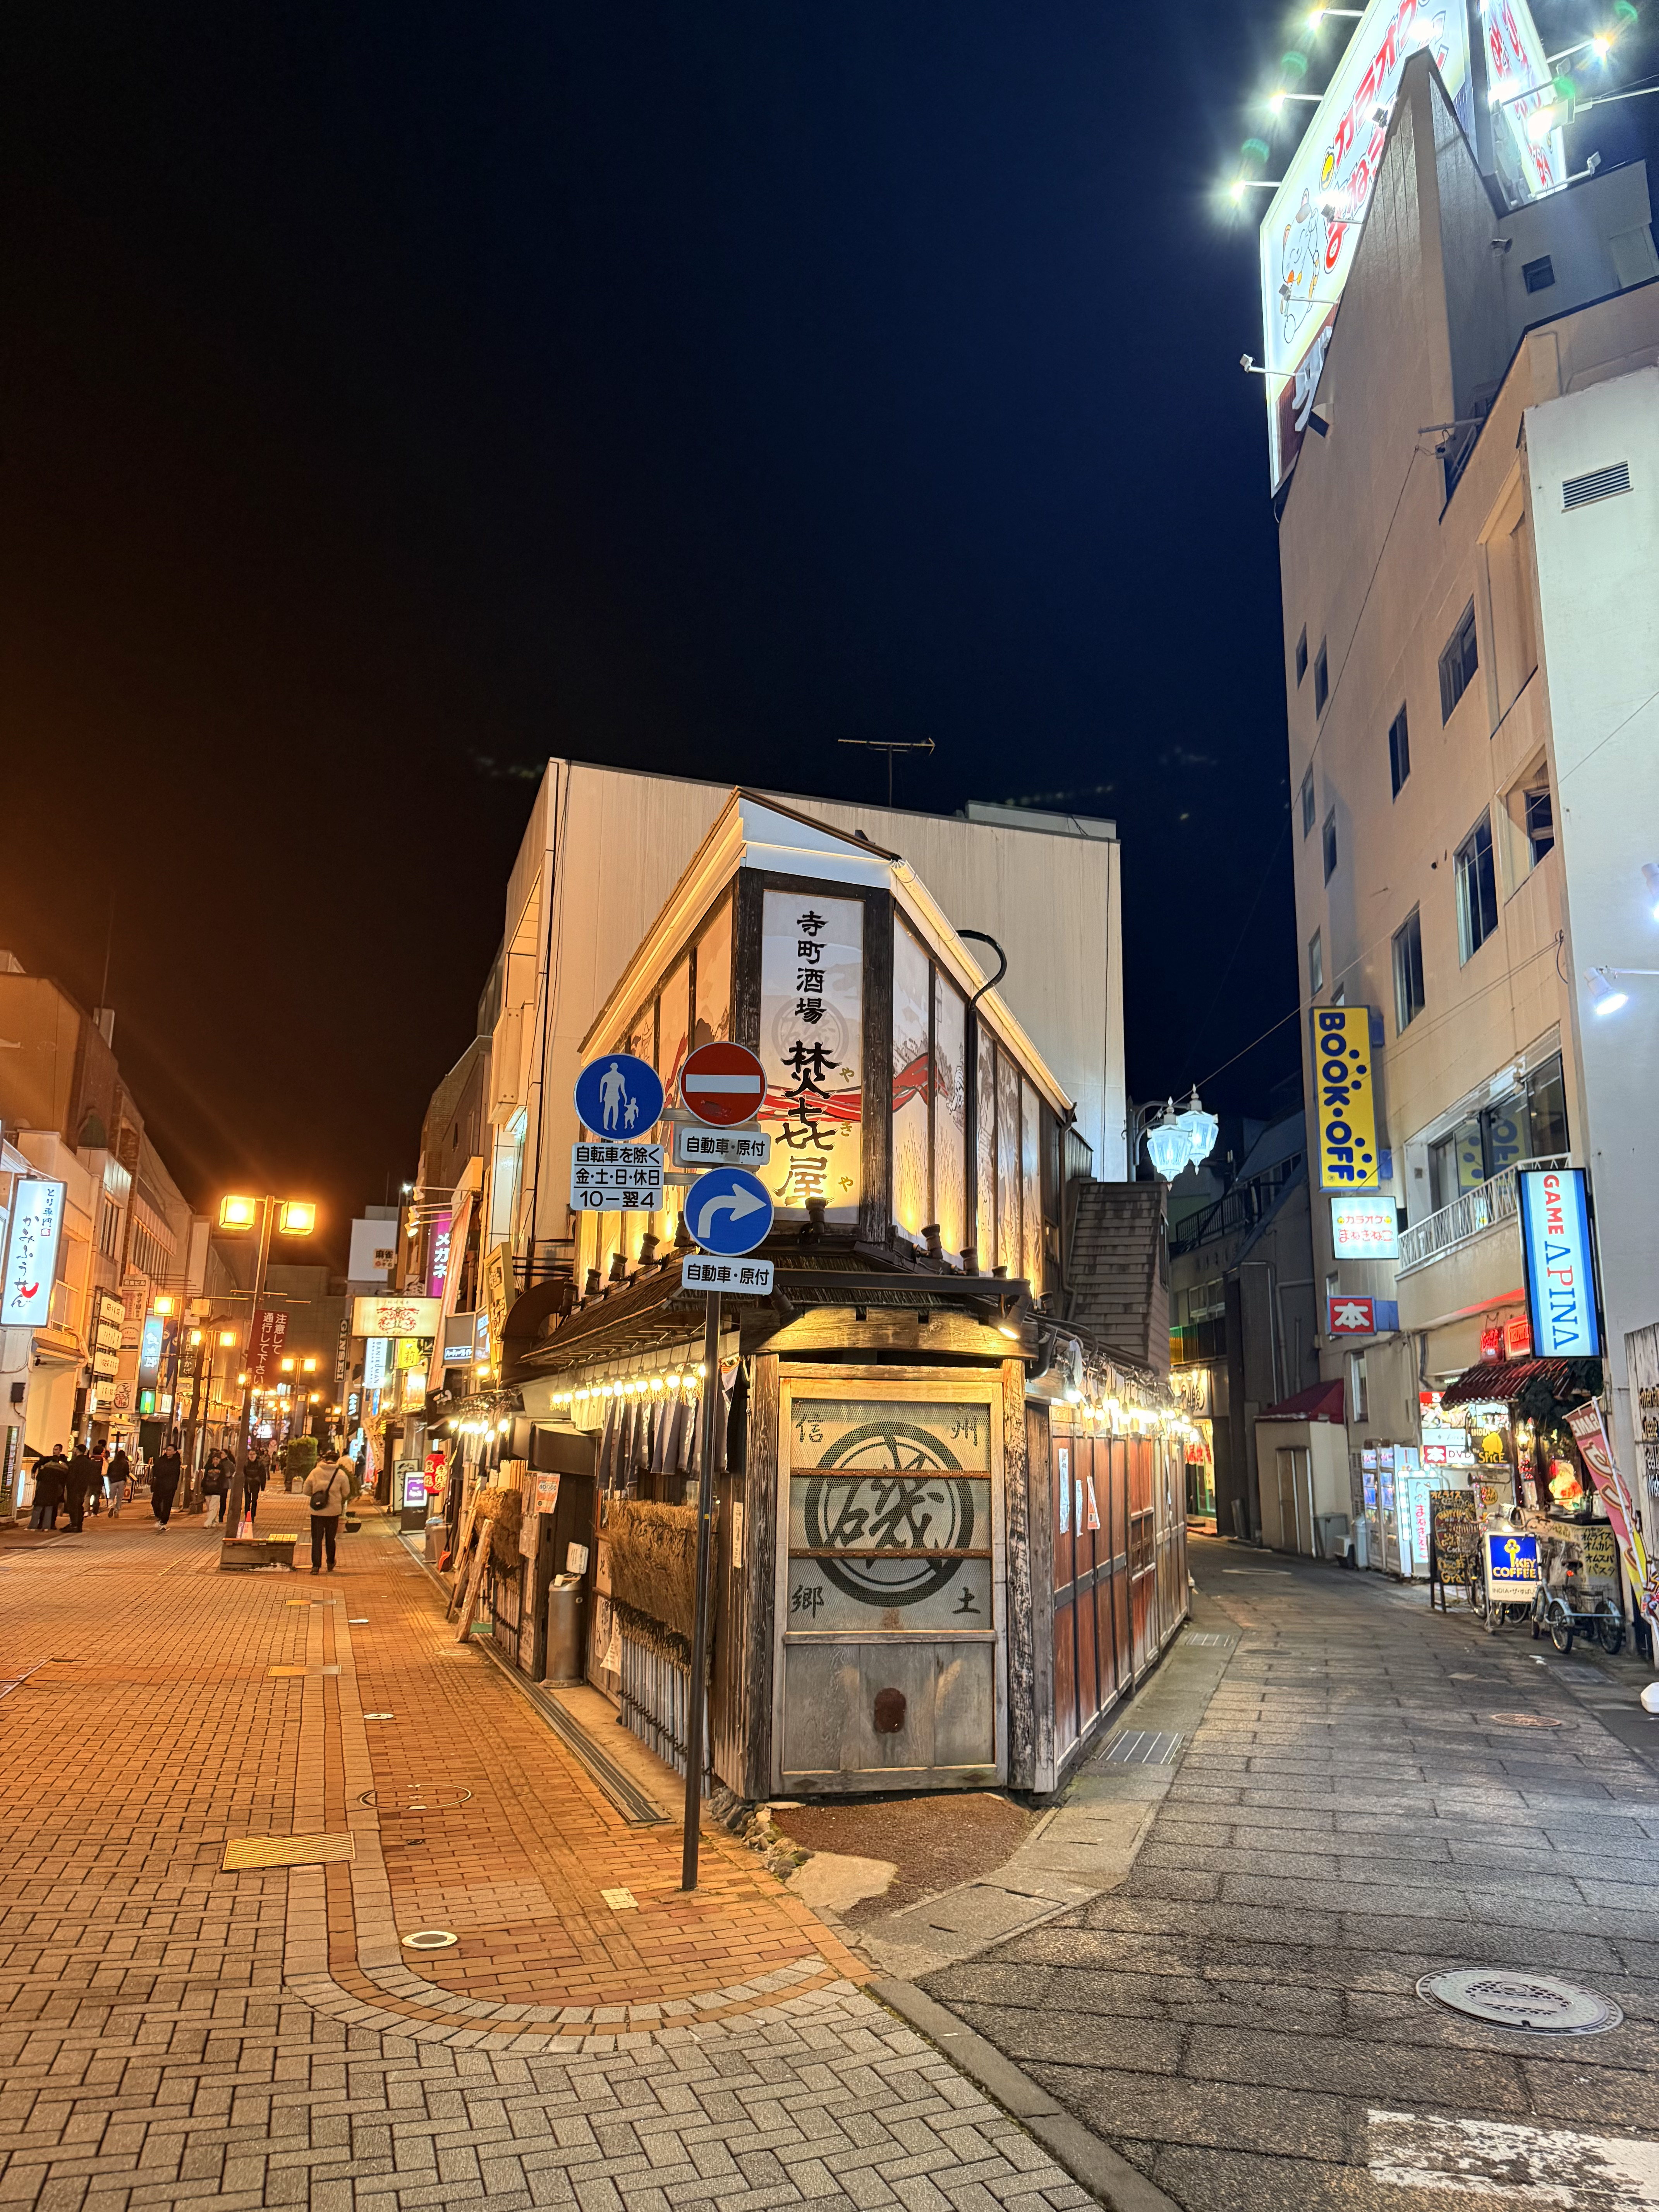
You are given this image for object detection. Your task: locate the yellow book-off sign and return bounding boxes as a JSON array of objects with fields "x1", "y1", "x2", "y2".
[{"x1": 1313, "y1": 1006, "x2": 1379, "y2": 1190}]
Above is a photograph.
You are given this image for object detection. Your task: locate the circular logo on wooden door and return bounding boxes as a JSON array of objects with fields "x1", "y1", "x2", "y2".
[{"x1": 802, "y1": 1421, "x2": 975, "y2": 1608}]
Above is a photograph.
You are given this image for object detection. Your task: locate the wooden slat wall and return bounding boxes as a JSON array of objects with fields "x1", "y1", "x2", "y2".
[
  {"x1": 735, "y1": 1351, "x2": 780, "y2": 1801},
  {"x1": 1009, "y1": 1374, "x2": 1049, "y2": 1791}
]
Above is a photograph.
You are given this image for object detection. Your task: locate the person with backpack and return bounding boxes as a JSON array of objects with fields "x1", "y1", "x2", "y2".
[{"x1": 306, "y1": 1446, "x2": 351, "y2": 1574}]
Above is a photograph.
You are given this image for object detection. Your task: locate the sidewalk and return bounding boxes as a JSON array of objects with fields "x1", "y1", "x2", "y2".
[{"x1": 0, "y1": 1492, "x2": 1096, "y2": 2211}]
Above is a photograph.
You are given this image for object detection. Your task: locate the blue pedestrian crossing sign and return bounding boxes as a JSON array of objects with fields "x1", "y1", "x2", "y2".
[
  {"x1": 686, "y1": 1165, "x2": 773, "y2": 1257},
  {"x1": 574, "y1": 1052, "x2": 664, "y2": 1139}
]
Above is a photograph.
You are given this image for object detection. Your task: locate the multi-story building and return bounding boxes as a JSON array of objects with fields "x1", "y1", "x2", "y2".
[{"x1": 1276, "y1": 49, "x2": 1659, "y2": 1547}]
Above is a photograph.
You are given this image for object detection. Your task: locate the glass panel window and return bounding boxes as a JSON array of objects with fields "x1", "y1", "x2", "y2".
[
  {"x1": 1482, "y1": 1091, "x2": 1527, "y2": 1178},
  {"x1": 1439, "y1": 600, "x2": 1479, "y2": 721},
  {"x1": 891, "y1": 917, "x2": 932, "y2": 1239},
  {"x1": 1301, "y1": 768, "x2": 1315, "y2": 836},
  {"x1": 692, "y1": 896, "x2": 732, "y2": 1048},
  {"x1": 1428, "y1": 1119, "x2": 1484, "y2": 1209},
  {"x1": 1295, "y1": 627, "x2": 1308, "y2": 685},
  {"x1": 1526, "y1": 1054, "x2": 1569, "y2": 1158},
  {"x1": 996, "y1": 1048, "x2": 1022, "y2": 1276},
  {"x1": 1021, "y1": 1078, "x2": 1042, "y2": 1292},
  {"x1": 1392, "y1": 908, "x2": 1424, "y2": 1033},
  {"x1": 1388, "y1": 706, "x2": 1410, "y2": 798},
  {"x1": 933, "y1": 970, "x2": 967, "y2": 1260},
  {"x1": 1524, "y1": 785, "x2": 1554, "y2": 865},
  {"x1": 1314, "y1": 639, "x2": 1329, "y2": 714},
  {"x1": 1322, "y1": 809, "x2": 1338, "y2": 884},
  {"x1": 975, "y1": 1025, "x2": 996, "y2": 1270},
  {"x1": 1456, "y1": 814, "x2": 1499, "y2": 961},
  {"x1": 1309, "y1": 929, "x2": 1324, "y2": 996}
]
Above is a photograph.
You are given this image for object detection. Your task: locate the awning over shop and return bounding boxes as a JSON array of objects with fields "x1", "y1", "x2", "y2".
[
  {"x1": 1256, "y1": 1378, "x2": 1346, "y2": 1424},
  {"x1": 1438, "y1": 1357, "x2": 1581, "y2": 1407}
]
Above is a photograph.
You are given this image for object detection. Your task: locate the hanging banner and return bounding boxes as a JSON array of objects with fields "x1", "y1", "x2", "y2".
[
  {"x1": 1312, "y1": 1007, "x2": 1379, "y2": 1189},
  {"x1": 1565, "y1": 1402, "x2": 1659, "y2": 1629},
  {"x1": 481, "y1": 1242, "x2": 513, "y2": 1367},
  {"x1": 246, "y1": 1307, "x2": 289, "y2": 1386},
  {"x1": 1519, "y1": 1167, "x2": 1600, "y2": 1357},
  {"x1": 352, "y1": 1294, "x2": 443, "y2": 1340},
  {"x1": 0, "y1": 1177, "x2": 67, "y2": 1328}
]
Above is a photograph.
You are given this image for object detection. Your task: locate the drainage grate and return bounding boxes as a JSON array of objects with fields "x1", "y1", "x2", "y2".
[
  {"x1": 1419, "y1": 1969, "x2": 1622, "y2": 2035},
  {"x1": 359, "y1": 1787, "x2": 474, "y2": 1812},
  {"x1": 1182, "y1": 1633, "x2": 1232, "y2": 1647},
  {"x1": 1103, "y1": 1729, "x2": 1183, "y2": 1766},
  {"x1": 1489, "y1": 1712, "x2": 1566, "y2": 1729},
  {"x1": 401, "y1": 1929, "x2": 459, "y2": 1951}
]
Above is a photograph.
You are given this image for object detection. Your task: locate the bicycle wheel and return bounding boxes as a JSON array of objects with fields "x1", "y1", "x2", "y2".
[
  {"x1": 1549, "y1": 1606, "x2": 1573, "y2": 1654},
  {"x1": 1597, "y1": 1612, "x2": 1625, "y2": 1657}
]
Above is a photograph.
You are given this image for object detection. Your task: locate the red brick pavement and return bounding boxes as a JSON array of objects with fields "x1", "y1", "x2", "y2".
[{"x1": 0, "y1": 1491, "x2": 861, "y2": 2032}]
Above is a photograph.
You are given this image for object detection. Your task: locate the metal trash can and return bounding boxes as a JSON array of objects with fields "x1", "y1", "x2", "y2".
[{"x1": 544, "y1": 1578, "x2": 586, "y2": 1683}]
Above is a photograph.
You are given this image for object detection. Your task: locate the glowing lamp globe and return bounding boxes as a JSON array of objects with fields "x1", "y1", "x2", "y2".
[{"x1": 1144, "y1": 1104, "x2": 1190, "y2": 1182}]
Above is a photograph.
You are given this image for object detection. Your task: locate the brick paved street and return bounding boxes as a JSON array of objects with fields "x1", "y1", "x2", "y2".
[
  {"x1": 0, "y1": 1496, "x2": 1092, "y2": 2212},
  {"x1": 924, "y1": 1536, "x2": 1659, "y2": 2211}
]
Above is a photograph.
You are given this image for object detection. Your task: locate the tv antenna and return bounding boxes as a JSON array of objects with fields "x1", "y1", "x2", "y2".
[{"x1": 837, "y1": 736, "x2": 934, "y2": 808}]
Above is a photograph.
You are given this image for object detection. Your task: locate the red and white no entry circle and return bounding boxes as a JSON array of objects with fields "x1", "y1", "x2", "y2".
[{"x1": 679, "y1": 1040, "x2": 767, "y2": 1127}]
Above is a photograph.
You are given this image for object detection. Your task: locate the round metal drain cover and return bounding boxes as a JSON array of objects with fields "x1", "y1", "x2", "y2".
[
  {"x1": 1419, "y1": 1970, "x2": 1621, "y2": 2035},
  {"x1": 358, "y1": 1787, "x2": 474, "y2": 1810},
  {"x1": 1489, "y1": 1712, "x2": 1566, "y2": 1728},
  {"x1": 401, "y1": 1929, "x2": 459, "y2": 1951}
]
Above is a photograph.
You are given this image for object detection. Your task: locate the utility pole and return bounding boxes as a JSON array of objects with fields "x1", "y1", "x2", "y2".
[
  {"x1": 680, "y1": 1288, "x2": 721, "y2": 1892},
  {"x1": 224, "y1": 1198, "x2": 276, "y2": 1537},
  {"x1": 836, "y1": 736, "x2": 935, "y2": 809}
]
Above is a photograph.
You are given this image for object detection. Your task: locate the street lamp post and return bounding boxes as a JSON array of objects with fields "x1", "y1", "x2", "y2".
[{"x1": 218, "y1": 1194, "x2": 316, "y2": 1539}]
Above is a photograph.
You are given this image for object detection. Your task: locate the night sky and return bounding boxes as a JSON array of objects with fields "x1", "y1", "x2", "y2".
[{"x1": 6, "y1": 4, "x2": 1637, "y2": 1255}]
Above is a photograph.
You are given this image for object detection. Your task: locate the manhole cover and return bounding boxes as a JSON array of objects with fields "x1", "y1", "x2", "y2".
[
  {"x1": 1419, "y1": 1970, "x2": 1622, "y2": 2035},
  {"x1": 358, "y1": 1787, "x2": 473, "y2": 1810},
  {"x1": 401, "y1": 1929, "x2": 459, "y2": 1951},
  {"x1": 1489, "y1": 1712, "x2": 1566, "y2": 1728}
]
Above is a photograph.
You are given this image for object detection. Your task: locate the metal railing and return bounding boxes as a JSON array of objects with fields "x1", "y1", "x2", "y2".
[{"x1": 1396, "y1": 1155, "x2": 1569, "y2": 1274}]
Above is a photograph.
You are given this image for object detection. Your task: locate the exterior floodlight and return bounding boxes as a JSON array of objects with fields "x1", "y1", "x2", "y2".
[
  {"x1": 1175, "y1": 1088, "x2": 1221, "y2": 1170},
  {"x1": 219, "y1": 1194, "x2": 258, "y2": 1229},
  {"x1": 1586, "y1": 966, "x2": 1629, "y2": 1015},
  {"x1": 302, "y1": 1356, "x2": 317, "y2": 1372},
  {"x1": 188, "y1": 1328, "x2": 203, "y2": 1347},
  {"x1": 1642, "y1": 860, "x2": 1659, "y2": 919},
  {"x1": 153, "y1": 1294, "x2": 174, "y2": 1315},
  {"x1": 278, "y1": 1200, "x2": 316, "y2": 1235},
  {"x1": 1592, "y1": 33, "x2": 1613, "y2": 57},
  {"x1": 237, "y1": 1370, "x2": 249, "y2": 1386},
  {"x1": 280, "y1": 1356, "x2": 295, "y2": 1373},
  {"x1": 219, "y1": 1329, "x2": 237, "y2": 1347},
  {"x1": 1144, "y1": 1102, "x2": 1192, "y2": 1181}
]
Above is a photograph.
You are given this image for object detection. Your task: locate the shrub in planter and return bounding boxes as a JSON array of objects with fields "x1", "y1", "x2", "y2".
[{"x1": 282, "y1": 1437, "x2": 320, "y2": 1494}]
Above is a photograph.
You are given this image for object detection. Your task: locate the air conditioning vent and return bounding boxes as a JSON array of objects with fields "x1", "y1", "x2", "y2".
[{"x1": 1563, "y1": 462, "x2": 1631, "y2": 510}]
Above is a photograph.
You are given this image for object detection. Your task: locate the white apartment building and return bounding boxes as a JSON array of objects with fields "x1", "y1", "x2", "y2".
[{"x1": 1280, "y1": 52, "x2": 1659, "y2": 1522}]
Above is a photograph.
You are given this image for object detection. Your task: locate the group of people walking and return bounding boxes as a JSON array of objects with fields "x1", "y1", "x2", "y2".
[
  {"x1": 29, "y1": 1441, "x2": 129, "y2": 1531},
  {"x1": 27, "y1": 1436, "x2": 361, "y2": 1571}
]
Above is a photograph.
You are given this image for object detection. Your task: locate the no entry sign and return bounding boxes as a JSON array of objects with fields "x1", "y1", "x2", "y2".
[{"x1": 679, "y1": 1041, "x2": 766, "y2": 1128}]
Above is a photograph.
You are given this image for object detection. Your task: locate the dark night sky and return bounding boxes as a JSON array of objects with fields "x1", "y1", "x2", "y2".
[{"x1": 7, "y1": 4, "x2": 1632, "y2": 1255}]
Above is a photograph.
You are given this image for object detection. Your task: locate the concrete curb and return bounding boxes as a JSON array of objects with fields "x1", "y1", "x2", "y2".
[{"x1": 870, "y1": 1977, "x2": 1181, "y2": 2212}]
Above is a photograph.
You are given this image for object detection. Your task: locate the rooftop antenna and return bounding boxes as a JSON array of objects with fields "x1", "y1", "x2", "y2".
[{"x1": 836, "y1": 736, "x2": 935, "y2": 808}]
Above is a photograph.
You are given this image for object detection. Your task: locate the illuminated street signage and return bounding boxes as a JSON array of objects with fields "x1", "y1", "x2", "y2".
[
  {"x1": 0, "y1": 1178, "x2": 67, "y2": 1329},
  {"x1": 1330, "y1": 1190, "x2": 1398, "y2": 1258},
  {"x1": 352, "y1": 1294, "x2": 443, "y2": 1339},
  {"x1": 1312, "y1": 1007, "x2": 1379, "y2": 1189},
  {"x1": 1519, "y1": 1167, "x2": 1600, "y2": 1356}
]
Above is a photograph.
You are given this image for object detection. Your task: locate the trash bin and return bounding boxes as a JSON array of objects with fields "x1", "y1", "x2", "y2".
[
  {"x1": 545, "y1": 1577, "x2": 586, "y2": 1683},
  {"x1": 1314, "y1": 1512, "x2": 1350, "y2": 1561}
]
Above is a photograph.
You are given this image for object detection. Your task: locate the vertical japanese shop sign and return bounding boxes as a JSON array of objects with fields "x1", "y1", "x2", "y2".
[
  {"x1": 758, "y1": 891, "x2": 863, "y2": 1220},
  {"x1": 1312, "y1": 1006, "x2": 1379, "y2": 1189},
  {"x1": 0, "y1": 1178, "x2": 67, "y2": 1328}
]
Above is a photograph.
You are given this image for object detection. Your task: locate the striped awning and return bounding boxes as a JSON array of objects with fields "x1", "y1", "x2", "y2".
[{"x1": 1439, "y1": 1357, "x2": 1580, "y2": 1408}]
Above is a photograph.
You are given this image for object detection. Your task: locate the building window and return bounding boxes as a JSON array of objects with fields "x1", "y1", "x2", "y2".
[
  {"x1": 1455, "y1": 811, "x2": 1499, "y2": 960},
  {"x1": 1439, "y1": 601, "x2": 1479, "y2": 721},
  {"x1": 1523, "y1": 785, "x2": 1554, "y2": 865},
  {"x1": 1522, "y1": 253, "x2": 1555, "y2": 294},
  {"x1": 1295, "y1": 627, "x2": 1308, "y2": 685},
  {"x1": 1308, "y1": 929, "x2": 1324, "y2": 995},
  {"x1": 1423, "y1": 1052, "x2": 1570, "y2": 1209},
  {"x1": 1300, "y1": 768, "x2": 1315, "y2": 836},
  {"x1": 1348, "y1": 1352, "x2": 1369, "y2": 1424},
  {"x1": 1388, "y1": 706, "x2": 1410, "y2": 799},
  {"x1": 1392, "y1": 909, "x2": 1425, "y2": 1033},
  {"x1": 1322, "y1": 808, "x2": 1338, "y2": 884},
  {"x1": 1314, "y1": 639, "x2": 1329, "y2": 715}
]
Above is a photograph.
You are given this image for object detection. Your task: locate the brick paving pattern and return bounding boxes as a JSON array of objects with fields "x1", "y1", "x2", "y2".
[{"x1": 0, "y1": 1498, "x2": 1089, "y2": 2210}]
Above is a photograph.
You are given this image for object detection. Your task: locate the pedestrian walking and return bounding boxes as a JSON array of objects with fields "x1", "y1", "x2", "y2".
[
  {"x1": 306, "y1": 1446, "x2": 352, "y2": 1574},
  {"x1": 88, "y1": 1442, "x2": 108, "y2": 1515},
  {"x1": 149, "y1": 1436, "x2": 182, "y2": 1530},
  {"x1": 244, "y1": 1450, "x2": 269, "y2": 1529},
  {"x1": 30, "y1": 1446, "x2": 69, "y2": 1530},
  {"x1": 106, "y1": 1443, "x2": 129, "y2": 1519},
  {"x1": 64, "y1": 1443, "x2": 97, "y2": 1533},
  {"x1": 202, "y1": 1451, "x2": 228, "y2": 1527}
]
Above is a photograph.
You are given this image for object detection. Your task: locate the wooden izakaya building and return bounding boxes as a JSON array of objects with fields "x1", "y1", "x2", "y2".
[{"x1": 429, "y1": 776, "x2": 1192, "y2": 1799}]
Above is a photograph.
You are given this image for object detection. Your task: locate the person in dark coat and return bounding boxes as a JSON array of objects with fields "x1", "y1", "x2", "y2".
[
  {"x1": 88, "y1": 1442, "x2": 108, "y2": 1515},
  {"x1": 31, "y1": 1446, "x2": 68, "y2": 1530},
  {"x1": 106, "y1": 1444, "x2": 130, "y2": 1519},
  {"x1": 202, "y1": 1450, "x2": 228, "y2": 1527},
  {"x1": 64, "y1": 1443, "x2": 97, "y2": 1532},
  {"x1": 243, "y1": 1451, "x2": 269, "y2": 1528},
  {"x1": 150, "y1": 1437, "x2": 182, "y2": 1529}
]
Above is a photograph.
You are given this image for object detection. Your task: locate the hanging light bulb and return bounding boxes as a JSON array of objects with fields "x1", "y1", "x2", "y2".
[
  {"x1": 1175, "y1": 1087, "x2": 1220, "y2": 1170},
  {"x1": 1144, "y1": 1101, "x2": 1190, "y2": 1181}
]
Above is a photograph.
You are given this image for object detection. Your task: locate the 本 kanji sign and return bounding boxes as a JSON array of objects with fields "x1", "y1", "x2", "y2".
[
  {"x1": 1312, "y1": 1006, "x2": 1379, "y2": 1190},
  {"x1": 759, "y1": 891, "x2": 863, "y2": 1220},
  {"x1": 569, "y1": 1142, "x2": 665, "y2": 1211}
]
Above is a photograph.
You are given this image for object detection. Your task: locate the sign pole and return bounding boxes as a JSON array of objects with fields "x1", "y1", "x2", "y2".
[
  {"x1": 225, "y1": 1194, "x2": 275, "y2": 1539},
  {"x1": 681, "y1": 1285, "x2": 721, "y2": 1891}
]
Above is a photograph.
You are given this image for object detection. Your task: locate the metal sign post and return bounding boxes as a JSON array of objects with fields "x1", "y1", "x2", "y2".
[{"x1": 681, "y1": 1285, "x2": 721, "y2": 1892}]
